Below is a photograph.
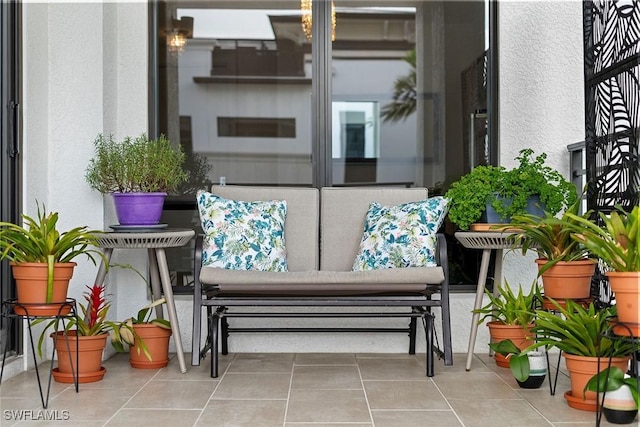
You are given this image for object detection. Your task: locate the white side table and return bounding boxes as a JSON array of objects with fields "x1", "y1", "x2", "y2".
[
  {"x1": 454, "y1": 231, "x2": 520, "y2": 371},
  {"x1": 94, "y1": 229, "x2": 195, "y2": 373}
]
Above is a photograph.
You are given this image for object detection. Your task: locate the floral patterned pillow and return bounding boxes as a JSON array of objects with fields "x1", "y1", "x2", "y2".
[
  {"x1": 352, "y1": 197, "x2": 449, "y2": 271},
  {"x1": 196, "y1": 190, "x2": 288, "y2": 272}
]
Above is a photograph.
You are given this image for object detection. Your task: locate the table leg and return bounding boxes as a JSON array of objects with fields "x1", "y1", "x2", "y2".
[
  {"x1": 466, "y1": 248, "x2": 492, "y2": 371},
  {"x1": 147, "y1": 249, "x2": 164, "y2": 319},
  {"x1": 154, "y1": 248, "x2": 187, "y2": 373},
  {"x1": 94, "y1": 248, "x2": 113, "y2": 285}
]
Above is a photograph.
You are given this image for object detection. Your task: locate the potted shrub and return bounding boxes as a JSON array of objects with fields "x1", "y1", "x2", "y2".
[
  {"x1": 510, "y1": 195, "x2": 597, "y2": 299},
  {"x1": 566, "y1": 205, "x2": 640, "y2": 336},
  {"x1": 489, "y1": 338, "x2": 547, "y2": 389},
  {"x1": 34, "y1": 284, "x2": 137, "y2": 383},
  {"x1": 585, "y1": 366, "x2": 639, "y2": 424},
  {"x1": 85, "y1": 133, "x2": 188, "y2": 226},
  {"x1": 531, "y1": 299, "x2": 638, "y2": 411},
  {"x1": 0, "y1": 203, "x2": 104, "y2": 316},
  {"x1": 445, "y1": 149, "x2": 577, "y2": 231},
  {"x1": 112, "y1": 298, "x2": 172, "y2": 369},
  {"x1": 472, "y1": 280, "x2": 539, "y2": 368}
]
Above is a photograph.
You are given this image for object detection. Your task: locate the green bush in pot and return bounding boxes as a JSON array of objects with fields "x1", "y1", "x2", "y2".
[{"x1": 444, "y1": 149, "x2": 577, "y2": 230}]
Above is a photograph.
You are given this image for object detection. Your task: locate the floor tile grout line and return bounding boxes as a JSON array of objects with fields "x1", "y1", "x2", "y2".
[
  {"x1": 282, "y1": 356, "x2": 296, "y2": 427},
  {"x1": 430, "y1": 365, "x2": 466, "y2": 427},
  {"x1": 193, "y1": 353, "x2": 235, "y2": 427},
  {"x1": 356, "y1": 353, "x2": 376, "y2": 426}
]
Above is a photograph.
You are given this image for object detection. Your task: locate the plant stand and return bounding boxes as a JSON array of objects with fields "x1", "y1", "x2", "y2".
[
  {"x1": 595, "y1": 322, "x2": 639, "y2": 427},
  {"x1": 0, "y1": 299, "x2": 79, "y2": 408}
]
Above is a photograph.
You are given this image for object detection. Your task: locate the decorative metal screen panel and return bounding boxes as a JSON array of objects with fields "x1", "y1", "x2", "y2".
[{"x1": 583, "y1": 0, "x2": 640, "y2": 301}]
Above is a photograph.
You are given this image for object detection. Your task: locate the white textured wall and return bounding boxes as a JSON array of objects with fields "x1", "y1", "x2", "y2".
[{"x1": 9, "y1": 0, "x2": 585, "y2": 378}]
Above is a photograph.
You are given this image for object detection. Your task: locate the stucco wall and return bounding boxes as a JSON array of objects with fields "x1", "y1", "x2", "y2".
[{"x1": 9, "y1": 0, "x2": 585, "y2": 378}]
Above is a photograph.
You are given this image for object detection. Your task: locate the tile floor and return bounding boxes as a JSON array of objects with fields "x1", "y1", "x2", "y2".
[{"x1": 0, "y1": 352, "x2": 630, "y2": 426}]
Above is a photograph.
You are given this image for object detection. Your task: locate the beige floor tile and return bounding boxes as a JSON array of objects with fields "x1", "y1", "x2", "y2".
[
  {"x1": 197, "y1": 399, "x2": 286, "y2": 426},
  {"x1": 213, "y1": 373, "x2": 291, "y2": 399},
  {"x1": 226, "y1": 353, "x2": 295, "y2": 373},
  {"x1": 433, "y1": 371, "x2": 521, "y2": 399},
  {"x1": 516, "y1": 387, "x2": 601, "y2": 424},
  {"x1": 357, "y1": 357, "x2": 428, "y2": 380},
  {"x1": 292, "y1": 365, "x2": 362, "y2": 389},
  {"x1": 448, "y1": 398, "x2": 552, "y2": 427},
  {"x1": 294, "y1": 353, "x2": 357, "y2": 365},
  {"x1": 364, "y1": 380, "x2": 449, "y2": 410},
  {"x1": 105, "y1": 409, "x2": 201, "y2": 426},
  {"x1": 286, "y1": 389, "x2": 371, "y2": 423},
  {"x1": 0, "y1": 369, "x2": 71, "y2": 398},
  {"x1": 286, "y1": 424, "x2": 372, "y2": 427},
  {"x1": 44, "y1": 388, "x2": 133, "y2": 421},
  {"x1": 371, "y1": 410, "x2": 462, "y2": 427},
  {"x1": 124, "y1": 380, "x2": 214, "y2": 409}
]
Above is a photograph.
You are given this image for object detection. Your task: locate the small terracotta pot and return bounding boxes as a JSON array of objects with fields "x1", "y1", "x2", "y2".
[
  {"x1": 129, "y1": 324, "x2": 172, "y2": 369},
  {"x1": 536, "y1": 259, "x2": 596, "y2": 299},
  {"x1": 11, "y1": 262, "x2": 76, "y2": 316},
  {"x1": 487, "y1": 321, "x2": 534, "y2": 368},
  {"x1": 51, "y1": 331, "x2": 107, "y2": 383}
]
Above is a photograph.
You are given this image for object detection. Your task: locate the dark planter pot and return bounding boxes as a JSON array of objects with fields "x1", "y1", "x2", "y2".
[
  {"x1": 482, "y1": 195, "x2": 545, "y2": 223},
  {"x1": 112, "y1": 192, "x2": 166, "y2": 225},
  {"x1": 603, "y1": 408, "x2": 638, "y2": 425}
]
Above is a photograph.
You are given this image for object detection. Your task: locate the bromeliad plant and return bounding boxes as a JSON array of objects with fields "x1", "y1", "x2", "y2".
[
  {"x1": 473, "y1": 280, "x2": 539, "y2": 327},
  {"x1": 34, "y1": 284, "x2": 137, "y2": 357},
  {"x1": 112, "y1": 298, "x2": 171, "y2": 360}
]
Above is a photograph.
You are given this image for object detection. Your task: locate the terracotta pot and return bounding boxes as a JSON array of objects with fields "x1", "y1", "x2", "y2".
[
  {"x1": 487, "y1": 321, "x2": 534, "y2": 368},
  {"x1": 11, "y1": 262, "x2": 76, "y2": 316},
  {"x1": 51, "y1": 331, "x2": 107, "y2": 383},
  {"x1": 129, "y1": 324, "x2": 172, "y2": 369},
  {"x1": 563, "y1": 353, "x2": 630, "y2": 412},
  {"x1": 536, "y1": 259, "x2": 596, "y2": 299},
  {"x1": 607, "y1": 271, "x2": 640, "y2": 335}
]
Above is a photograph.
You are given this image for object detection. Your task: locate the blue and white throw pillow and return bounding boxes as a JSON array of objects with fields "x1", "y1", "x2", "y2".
[
  {"x1": 352, "y1": 197, "x2": 449, "y2": 271},
  {"x1": 196, "y1": 190, "x2": 288, "y2": 272}
]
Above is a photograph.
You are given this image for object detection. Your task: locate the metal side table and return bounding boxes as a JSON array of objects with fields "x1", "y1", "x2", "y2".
[
  {"x1": 95, "y1": 228, "x2": 195, "y2": 373},
  {"x1": 454, "y1": 231, "x2": 521, "y2": 371}
]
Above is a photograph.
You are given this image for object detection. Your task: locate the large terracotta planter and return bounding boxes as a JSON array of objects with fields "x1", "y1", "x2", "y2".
[
  {"x1": 11, "y1": 262, "x2": 76, "y2": 316},
  {"x1": 607, "y1": 271, "x2": 640, "y2": 336},
  {"x1": 487, "y1": 321, "x2": 534, "y2": 368},
  {"x1": 129, "y1": 324, "x2": 172, "y2": 369},
  {"x1": 51, "y1": 331, "x2": 107, "y2": 383},
  {"x1": 563, "y1": 353, "x2": 630, "y2": 412},
  {"x1": 536, "y1": 259, "x2": 596, "y2": 299}
]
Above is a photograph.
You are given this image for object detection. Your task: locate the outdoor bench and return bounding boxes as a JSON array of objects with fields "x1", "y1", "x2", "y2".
[{"x1": 191, "y1": 185, "x2": 453, "y2": 377}]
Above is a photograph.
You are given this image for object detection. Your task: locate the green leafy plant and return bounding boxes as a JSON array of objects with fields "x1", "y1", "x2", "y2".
[
  {"x1": 444, "y1": 149, "x2": 577, "y2": 230},
  {"x1": 567, "y1": 205, "x2": 640, "y2": 272},
  {"x1": 85, "y1": 133, "x2": 188, "y2": 194},
  {"x1": 584, "y1": 366, "x2": 639, "y2": 408},
  {"x1": 530, "y1": 299, "x2": 638, "y2": 357},
  {"x1": 0, "y1": 202, "x2": 104, "y2": 302},
  {"x1": 473, "y1": 280, "x2": 539, "y2": 327},
  {"x1": 510, "y1": 193, "x2": 593, "y2": 274},
  {"x1": 34, "y1": 284, "x2": 135, "y2": 357},
  {"x1": 489, "y1": 338, "x2": 543, "y2": 382}
]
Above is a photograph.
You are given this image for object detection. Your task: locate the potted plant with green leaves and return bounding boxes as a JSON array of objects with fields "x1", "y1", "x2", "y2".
[
  {"x1": 472, "y1": 280, "x2": 539, "y2": 368},
  {"x1": 85, "y1": 133, "x2": 188, "y2": 227},
  {"x1": 510, "y1": 194, "x2": 597, "y2": 300},
  {"x1": 585, "y1": 366, "x2": 639, "y2": 424},
  {"x1": 113, "y1": 298, "x2": 172, "y2": 369},
  {"x1": 0, "y1": 202, "x2": 104, "y2": 316},
  {"x1": 531, "y1": 299, "x2": 638, "y2": 411},
  {"x1": 566, "y1": 205, "x2": 640, "y2": 336},
  {"x1": 34, "y1": 284, "x2": 136, "y2": 383},
  {"x1": 489, "y1": 338, "x2": 547, "y2": 389},
  {"x1": 445, "y1": 149, "x2": 577, "y2": 231}
]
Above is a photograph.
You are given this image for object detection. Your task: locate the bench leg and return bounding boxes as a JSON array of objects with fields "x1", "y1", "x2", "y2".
[
  {"x1": 425, "y1": 312, "x2": 434, "y2": 377},
  {"x1": 409, "y1": 307, "x2": 418, "y2": 354},
  {"x1": 221, "y1": 315, "x2": 229, "y2": 355},
  {"x1": 210, "y1": 310, "x2": 220, "y2": 378}
]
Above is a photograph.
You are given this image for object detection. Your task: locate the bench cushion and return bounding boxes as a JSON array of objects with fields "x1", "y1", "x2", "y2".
[{"x1": 200, "y1": 266, "x2": 445, "y2": 295}]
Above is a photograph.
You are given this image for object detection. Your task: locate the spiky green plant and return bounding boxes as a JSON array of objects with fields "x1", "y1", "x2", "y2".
[{"x1": 473, "y1": 280, "x2": 539, "y2": 327}]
